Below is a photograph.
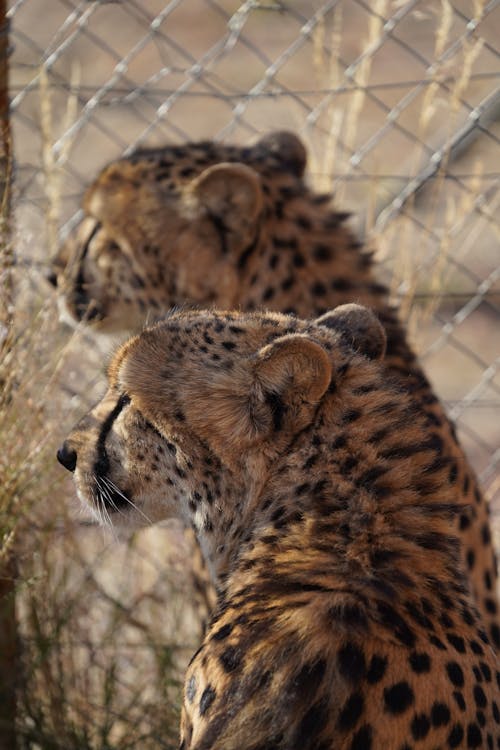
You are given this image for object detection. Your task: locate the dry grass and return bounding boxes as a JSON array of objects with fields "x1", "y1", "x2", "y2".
[
  {"x1": 0, "y1": 68, "x2": 195, "y2": 750},
  {"x1": 0, "y1": 265, "x2": 197, "y2": 747}
]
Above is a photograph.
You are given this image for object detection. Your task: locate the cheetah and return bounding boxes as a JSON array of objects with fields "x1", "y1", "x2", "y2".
[
  {"x1": 52, "y1": 131, "x2": 499, "y2": 649},
  {"x1": 58, "y1": 305, "x2": 500, "y2": 750}
]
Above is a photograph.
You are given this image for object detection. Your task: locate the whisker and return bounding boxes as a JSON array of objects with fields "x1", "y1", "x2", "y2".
[
  {"x1": 97, "y1": 476, "x2": 123, "y2": 514},
  {"x1": 92, "y1": 478, "x2": 117, "y2": 537},
  {"x1": 100, "y1": 475, "x2": 154, "y2": 525},
  {"x1": 87, "y1": 484, "x2": 105, "y2": 528},
  {"x1": 96, "y1": 487, "x2": 109, "y2": 531},
  {"x1": 94, "y1": 476, "x2": 121, "y2": 540},
  {"x1": 97, "y1": 484, "x2": 120, "y2": 541},
  {"x1": 102, "y1": 477, "x2": 154, "y2": 525}
]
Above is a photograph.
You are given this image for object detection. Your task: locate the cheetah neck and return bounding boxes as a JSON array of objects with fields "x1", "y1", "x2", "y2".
[
  {"x1": 192, "y1": 450, "x2": 274, "y2": 589},
  {"x1": 236, "y1": 186, "x2": 416, "y2": 374},
  {"x1": 214, "y1": 363, "x2": 466, "y2": 611}
]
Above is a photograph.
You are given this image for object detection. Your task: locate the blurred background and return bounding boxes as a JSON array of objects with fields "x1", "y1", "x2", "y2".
[{"x1": 1, "y1": 1, "x2": 499, "y2": 747}]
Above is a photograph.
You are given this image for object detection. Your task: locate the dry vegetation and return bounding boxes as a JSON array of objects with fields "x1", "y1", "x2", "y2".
[
  {"x1": 0, "y1": 90, "x2": 194, "y2": 750},
  {"x1": 0, "y1": 280, "x2": 197, "y2": 748}
]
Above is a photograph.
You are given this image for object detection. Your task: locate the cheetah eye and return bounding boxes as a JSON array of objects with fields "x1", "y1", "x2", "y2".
[
  {"x1": 79, "y1": 220, "x2": 102, "y2": 259},
  {"x1": 92, "y1": 240, "x2": 121, "y2": 260}
]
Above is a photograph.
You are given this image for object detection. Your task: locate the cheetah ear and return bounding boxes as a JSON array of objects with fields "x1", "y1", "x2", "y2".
[
  {"x1": 254, "y1": 131, "x2": 307, "y2": 177},
  {"x1": 191, "y1": 163, "x2": 263, "y2": 232},
  {"x1": 255, "y1": 335, "x2": 332, "y2": 421},
  {"x1": 315, "y1": 304, "x2": 386, "y2": 361}
]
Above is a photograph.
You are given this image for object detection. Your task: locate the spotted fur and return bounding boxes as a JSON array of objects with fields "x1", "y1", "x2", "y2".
[
  {"x1": 59, "y1": 306, "x2": 499, "y2": 750},
  {"x1": 53, "y1": 131, "x2": 499, "y2": 649}
]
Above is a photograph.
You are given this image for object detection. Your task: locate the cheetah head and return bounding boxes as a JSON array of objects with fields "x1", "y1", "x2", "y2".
[
  {"x1": 58, "y1": 304, "x2": 385, "y2": 577},
  {"x1": 51, "y1": 132, "x2": 306, "y2": 333}
]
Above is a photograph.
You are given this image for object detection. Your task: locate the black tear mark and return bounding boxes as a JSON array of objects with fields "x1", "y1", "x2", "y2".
[{"x1": 94, "y1": 393, "x2": 131, "y2": 477}]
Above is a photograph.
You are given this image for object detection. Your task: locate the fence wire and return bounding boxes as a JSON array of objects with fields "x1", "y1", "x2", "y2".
[
  {"x1": 10, "y1": 0, "x2": 500, "y2": 491},
  {"x1": 4, "y1": 0, "x2": 500, "y2": 747}
]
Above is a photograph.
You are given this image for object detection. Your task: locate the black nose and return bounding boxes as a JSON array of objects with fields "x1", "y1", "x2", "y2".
[
  {"x1": 47, "y1": 270, "x2": 58, "y2": 288},
  {"x1": 57, "y1": 442, "x2": 77, "y2": 472}
]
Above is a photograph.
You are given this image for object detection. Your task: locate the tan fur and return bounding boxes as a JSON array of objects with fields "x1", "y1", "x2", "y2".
[
  {"x1": 53, "y1": 131, "x2": 499, "y2": 649},
  {"x1": 59, "y1": 306, "x2": 499, "y2": 750}
]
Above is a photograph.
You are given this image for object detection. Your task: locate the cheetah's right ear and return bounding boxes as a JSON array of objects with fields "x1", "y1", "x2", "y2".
[
  {"x1": 254, "y1": 334, "x2": 332, "y2": 431},
  {"x1": 254, "y1": 131, "x2": 307, "y2": 177},
  {"x1": 190, "y1": 163, "x2": 263, "y2": 233},
  {"x1": 315, "y1": 304, "x2": 386, "y2": 361}
]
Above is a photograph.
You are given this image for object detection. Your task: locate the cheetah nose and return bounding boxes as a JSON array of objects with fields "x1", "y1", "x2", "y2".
[
  {"x1": 47, "y1": 270, "x2": 58, "y2": 288},
  {"x1": 57, "y1": 442, "x2": 77, "y2": 472}
]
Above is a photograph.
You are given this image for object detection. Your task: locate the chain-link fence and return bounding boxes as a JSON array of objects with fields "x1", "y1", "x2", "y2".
[{"x1": 3, "y1": 0, "x2": 500, "y2": 747}]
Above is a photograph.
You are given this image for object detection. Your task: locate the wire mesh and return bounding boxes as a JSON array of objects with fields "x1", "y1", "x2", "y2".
[
  {"x1": 11, "y1": 0, "x2": 500, "y2": 497},
  {"x1": 5, "y1": 0, "x2": 500, "y2": 746}
]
